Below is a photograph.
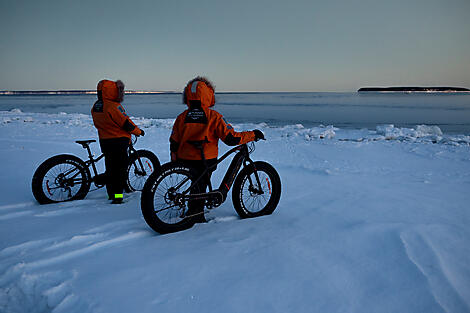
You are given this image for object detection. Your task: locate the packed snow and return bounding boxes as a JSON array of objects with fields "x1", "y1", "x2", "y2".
[{"x1": 1, "y1": 109, "x2": 469, "y2": 313}]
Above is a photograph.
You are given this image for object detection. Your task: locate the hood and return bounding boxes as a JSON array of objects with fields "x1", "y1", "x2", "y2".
[
  {"x1": 98, "y1": 80, "x2": 120, "y2": 102},
  {"x1": 184, "y1": 80, "x2": 215, "y2": 109}
]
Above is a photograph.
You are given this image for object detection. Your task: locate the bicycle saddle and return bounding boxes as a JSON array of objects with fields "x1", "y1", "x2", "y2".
[{"x1": 75, "y1": 140, "x2": 96, "y2": 145}]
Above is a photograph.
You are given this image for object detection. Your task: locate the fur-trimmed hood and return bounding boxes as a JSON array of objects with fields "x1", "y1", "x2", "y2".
[
  {"x1": 97, "y1": 79, "x2": 124, "y2": 103},
  {"x1": 183, "y1": 76, "x2": 215, "y2": 108}
]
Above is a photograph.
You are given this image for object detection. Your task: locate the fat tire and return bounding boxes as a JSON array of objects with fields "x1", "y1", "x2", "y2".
[
  {"x1": 232, "y1": 161, "x2": 281, "y2": 218},
  {"x1": 141, "y1": 162, "x2": 196, "y2": 234},
  {"x1": 126, "y1": 149, "x2": 160, "y2": 192},
  {"x1": 32, "y1": 154, "x2": 91, "y2": 204}
]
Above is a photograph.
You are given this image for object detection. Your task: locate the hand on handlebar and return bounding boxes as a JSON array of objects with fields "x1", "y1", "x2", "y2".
[
  {"x1": 253, "y1": 129, "x2": 265, "y2": 141},
  {"x1": 139, "y1": 129, "x2": 145, "y2": 137}
]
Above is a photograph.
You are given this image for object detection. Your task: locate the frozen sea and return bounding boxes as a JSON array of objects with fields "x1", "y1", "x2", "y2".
[{"x1": 1, "y1": 92, "x2": 470, "y2": 134}]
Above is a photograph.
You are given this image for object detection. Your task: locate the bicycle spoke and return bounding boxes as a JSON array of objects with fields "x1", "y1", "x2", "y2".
[
  {"x1": 240, "y1": 170, "x2": 272, "y2": 214},
  {"x1": 151, "y1": 171, "x2": 192, "y2": 225},
  {"x1": 42, "y1": 163, "x2": 84, "y2": 201},
  {"x1": 154, "y1": 203, "x2": 179, "y2": 214}
]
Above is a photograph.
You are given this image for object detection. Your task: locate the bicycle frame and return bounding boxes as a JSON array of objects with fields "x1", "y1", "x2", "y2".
[
  {"x1": 33, "y1": 134, "x2": 157, "y2": 205},
  {"x1": 78, "y1": 140, "x2": 142, "y2": 186},
  {"x1": 174, "y1": 143, "x2": 264, "y2": 207},
  {"x1": 80, "y1": 143, "x2": 105, "y2": 178}
]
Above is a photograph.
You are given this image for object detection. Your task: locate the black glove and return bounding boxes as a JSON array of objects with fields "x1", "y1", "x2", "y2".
[
  {"x1": 140, "y1": 129, "x2": 145, "y2": 137},
  {"x1": 253, "y1": 129, "x2": 265, "y2": 141}
]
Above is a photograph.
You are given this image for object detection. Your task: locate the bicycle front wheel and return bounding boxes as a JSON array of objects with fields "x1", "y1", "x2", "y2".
[
  {"x1": 232, "y1": 161, "x2": 281, "y2": 218},
  {"x1": 141, "y1": 162, "x2": 195, "y2": 234},
  {"x1": 32, "y1": 154, "x2": 91, "y2": 204},
  {"x1": 126, "y1": 149, "x2": 160, "y2": 192}
]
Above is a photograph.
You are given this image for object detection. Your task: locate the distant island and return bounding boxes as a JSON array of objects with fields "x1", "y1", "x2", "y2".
[{"x1": 358, "y1": 87, "x2": 470, "y2": 92}]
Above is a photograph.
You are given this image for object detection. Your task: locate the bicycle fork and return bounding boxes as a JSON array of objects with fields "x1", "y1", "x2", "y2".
[{"x1": 244, "y1": 159, "x2": 265, "y2": 196}]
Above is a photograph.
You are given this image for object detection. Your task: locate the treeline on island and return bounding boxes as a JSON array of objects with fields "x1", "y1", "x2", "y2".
[{"x1": 358, "y1": 87, "x2": 470, "y2": 92}]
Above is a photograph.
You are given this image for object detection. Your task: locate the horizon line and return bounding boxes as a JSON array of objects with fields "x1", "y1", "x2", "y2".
[
  {"x1": 0, "y1": 90, "x2": 356, "y2": 95},
  {"x1": 1, "y1": 86, "x2": 469, "y2": 95}
]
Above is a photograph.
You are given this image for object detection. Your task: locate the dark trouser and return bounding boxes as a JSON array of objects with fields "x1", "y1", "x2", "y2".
[
  {"x1": 180, "y1": 159, "x2": 217, "y2": 222},
  {"x1": 99, "y1": 137, "x2": 130, "y2": 200}
]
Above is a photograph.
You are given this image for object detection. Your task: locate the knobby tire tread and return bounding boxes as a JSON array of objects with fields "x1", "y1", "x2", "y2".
[
  {"x1": 232, "y1": 161, "x2": 281, "y2": 218},
  {"x1": 32, "y1": 154, "x2": 91, "y2": 204},
  {"x1": 126, "y1": 149, "x2": 161, "y2": 192},
  {"x1": 141, "y1": 162, "x2": 196, "y2": 234}
]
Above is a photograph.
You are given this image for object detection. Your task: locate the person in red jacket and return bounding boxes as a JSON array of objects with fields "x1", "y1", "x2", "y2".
[
  {"x1": 91, "y1": 79, "x2": 144, "y2": 203},
  {"x1": 170, "y1": 76, "x2": 264, "y2": 221}
]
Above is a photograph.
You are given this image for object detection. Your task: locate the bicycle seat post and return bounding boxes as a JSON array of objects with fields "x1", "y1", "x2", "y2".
[
  {"x1": 199, "y1": 145, "x2": 206, "y2": 164},
  {"x1": 76, "y1": 140, "x2": 96, "y2": 160},
  {"x1": 75, "y1": 140, "x2": 98, "y2": 175},
  {"x1": 194, "y1": 142, "x2": 209, "y2": 174},
  {"x1": 81, "y1": 143, "x2": 93, "y2": 160}
]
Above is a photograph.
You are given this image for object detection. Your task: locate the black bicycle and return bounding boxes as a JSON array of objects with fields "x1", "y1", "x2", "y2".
[
  {"x1": 32, "y1": 136, "x2": 160, "y2": 204},
  {"x1": 141, "y1": 140, "x2": 281, "y2": 234}
]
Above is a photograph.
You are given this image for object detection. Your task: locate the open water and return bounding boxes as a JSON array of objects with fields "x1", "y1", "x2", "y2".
[{"x1": 1, "y1": 92, "x2": 469, "y2": 134}]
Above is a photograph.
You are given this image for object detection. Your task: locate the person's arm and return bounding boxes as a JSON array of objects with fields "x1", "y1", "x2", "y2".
[
  {"x1": 109, "y1": 104, "x2": 143, "y2": 136},
  {"x1": 215, "y1": 114, "x2": 255, "y2": 146},
  {"x1": 169, "y1": 116, "x2": 182, "y2": 161},
  {"x1": 170, "y1": 139, "x2": 178, "y2": 162}
]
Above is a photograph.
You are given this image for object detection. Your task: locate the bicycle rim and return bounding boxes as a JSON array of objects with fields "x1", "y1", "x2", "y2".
[
  {"x1": 240, "y1": 170, "x2": 273, "y2": 214},
  {"x1": 128, "y1": 157, "x2": 154, "y2": 191},
  {"x1": 43, "y1": 163, "x2": 85, "y2": 202},
  {"x1": 153, "y1": 172, "x2": 192, "y2": 225}
]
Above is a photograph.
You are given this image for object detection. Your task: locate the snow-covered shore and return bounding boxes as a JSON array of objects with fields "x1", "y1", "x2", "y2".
[{"x1": 1, "y1": 110, "x2": 470, "y2": 313}]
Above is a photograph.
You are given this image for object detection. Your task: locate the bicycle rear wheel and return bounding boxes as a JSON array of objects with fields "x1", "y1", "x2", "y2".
[
  {"x1": 126, "y1": 149, "x2": 160, "y2": 192},
  {"x1": 32, "y1": 154, "x2": 91, "y2": 204},
  {"x1": 232, "y1": 161, "x2": 281, "y2": 218},
  {"x1": 141, "y1": 162, "x2": 196, "y2": 234}
]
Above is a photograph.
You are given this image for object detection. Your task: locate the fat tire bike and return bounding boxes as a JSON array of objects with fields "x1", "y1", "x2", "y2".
[
  {"x1": 32, "y1": 136, "x2": 160, "y2": 204},
  {"x1": 141, "y1": 140, "x2": 281, "y2": 234}
]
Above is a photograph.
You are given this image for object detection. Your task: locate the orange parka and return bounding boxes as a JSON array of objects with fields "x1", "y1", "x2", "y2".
[
  {"x1": 91, "y1": 80, "x2": 142, "y2": 140},
  {"x1": 170, "y1": 80, "x2": 255, "y2": 160}
]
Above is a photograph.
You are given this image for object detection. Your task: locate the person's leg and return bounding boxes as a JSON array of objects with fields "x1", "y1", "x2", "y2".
[
  {"x1": 99, "y1": 139, "x2": 114, "y2": 200},
  {"x1": 100, "y1": 138, "x2": 129, "y2": 203},
  {"x1": 185, "y1": 160, "x2": 215, "y2": 223},
  {"x1": 185, "y1": 162, "x2": 205, "y2": 222},
  {"x1": 112, "y1": 139, "x2": 130, "y2": 203}
]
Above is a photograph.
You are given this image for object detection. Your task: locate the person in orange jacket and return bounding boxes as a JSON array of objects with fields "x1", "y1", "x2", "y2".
[
  {"x1": 170, "y1": 76, "x2": 264, "y2": 222},
  {"x1": 91, "y1": 79, "x2": 144, "y2": 203}
]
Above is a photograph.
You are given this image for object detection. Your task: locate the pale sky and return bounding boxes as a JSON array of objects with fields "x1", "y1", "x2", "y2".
[{"x1": 1, "y1": 0, "x2": 469, "y2": 91}]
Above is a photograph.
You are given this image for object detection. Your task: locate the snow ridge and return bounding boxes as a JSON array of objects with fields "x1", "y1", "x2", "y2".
[
  {"x1": 0, "y1": 270, "x2": 93, "y2": 313},
  {"x1": 400, "y1": 230, "x2": 470, "y2": 313},
  {"x1": 2, "y1": 109, "x2": 469, "y2": 146},
  {"x1": 0, "y1": 198, "x2": 151, "y2": 313}
]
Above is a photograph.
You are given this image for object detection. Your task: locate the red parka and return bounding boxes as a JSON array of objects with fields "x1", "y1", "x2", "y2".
[
  {"x1": 91, "y1": 80, "x2": 142, "y2": 140},
  {"x1": 170, "y1": 79, "x2": 255, "y2": 160}
]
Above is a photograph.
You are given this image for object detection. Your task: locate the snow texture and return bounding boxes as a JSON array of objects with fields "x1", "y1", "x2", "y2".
[{"x1": 1, "y1": 109, "x2": 469, "y2": 313}]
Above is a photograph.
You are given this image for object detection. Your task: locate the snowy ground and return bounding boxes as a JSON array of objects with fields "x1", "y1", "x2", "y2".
[{"x1": 1, "y1": 109, "x2": 470, "y2": 313}]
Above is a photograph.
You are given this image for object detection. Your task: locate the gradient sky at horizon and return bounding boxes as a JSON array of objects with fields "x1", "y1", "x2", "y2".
[{"x1": 1, "y1": 0, "x2": 469, "y2": 92}]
